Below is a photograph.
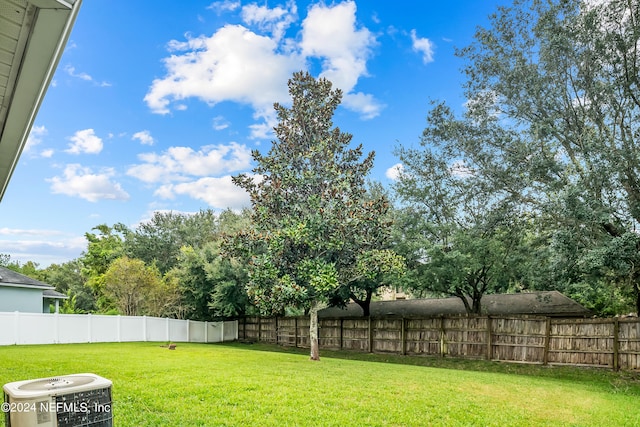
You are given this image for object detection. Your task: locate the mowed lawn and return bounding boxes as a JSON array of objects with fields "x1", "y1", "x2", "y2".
[{"x1": 1, "y1": 342, "x2": 639, "y2": 426}]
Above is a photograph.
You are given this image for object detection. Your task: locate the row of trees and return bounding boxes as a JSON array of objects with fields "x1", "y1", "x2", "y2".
[
  {"x1": 395, "y1": 0, "x2": 640, "y2": 316},
  {"x1": 3, "y1": 0, "x2": 639, "y2": 359},
  {"x1": 2, "y1": 210, "x2": 253, "y2": 320}
]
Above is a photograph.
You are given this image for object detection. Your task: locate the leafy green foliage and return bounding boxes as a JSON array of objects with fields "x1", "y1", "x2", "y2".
[
  {"x1": 394, "y1": 117, "x2": 530, "y2": 313},
  {"x1": 173, "y1": 241, "x2": 251, "y2": 321},
  {"x1": 231, "y1": 71, "x2": 403, "y2": 358},
  {"x1": 81, "y1": 223, "x2": 128, "y2": 311},
  {"x1": 394, "y1": 0, "x2": 640, "y2": 315},
  {"x1": 463, "y1": 0, "x2": 640, "y2": 314},
  {"x1": 124, "y1": 209, "x2": 220, "y2": 275},
  {"x1": 103, "y1": 256, "x2": 165, "y2": 316},
  {"x1": 43, "y1": 259, "x2": 95, "y2": 313}
]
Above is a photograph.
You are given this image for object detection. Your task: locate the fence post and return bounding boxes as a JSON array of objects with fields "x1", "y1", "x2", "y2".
[
  {"x1": 486, "y1": 316, "x2": 492, "y2": 361},
  {"x1": 368, "y1": 316, "x2": 373, "y2": 353},
  {"x1": 87, "y1": 313, "x2": 92, "y2": 343},
  {"x1": 294, "y1": 317, "x2": 298, "y2": 347},
  {"x1": 13, "y1": 311, "x2": 19, "y2": 345},
  {"x1": 401, "y1": 317, "x2": 406, "y2": 356},
  {"x1": 340, "y1": 318, "x2": 344, "y2": 350},
  {"x1": 543, "y1": 317, "x2": 551, "y2": 365},
  {"x1": 258, "y1": 316, "x2": 262, "y2": 342},
  {"x1": 117, "y1": 315, "x2": 121, "y2": 342},
  {"x1": 275, "y1": 316, "x2": 279, "y2": 345},
  {"x1": 613, "y1": 318, "x2": 619, "y2": 371},
  {"x1": 439, "y1": 316, "x2": 446, "y2": 358},
  {"x1": 54, "y1": 312, "x2": 59, "y2": 344}
]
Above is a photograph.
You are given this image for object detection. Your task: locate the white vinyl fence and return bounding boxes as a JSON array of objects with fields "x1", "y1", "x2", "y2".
[{"x1": 0, "y1": 312, "x2": 238, "y2": 346}]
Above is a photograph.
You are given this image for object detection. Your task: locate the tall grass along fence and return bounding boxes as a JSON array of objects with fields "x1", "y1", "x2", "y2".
[
  {"x1": 240, "y1": 315, "x2": 640, "y2": 371},
  {"x1": 0, "y1": 312, "x2": 238, "y2": 346}
]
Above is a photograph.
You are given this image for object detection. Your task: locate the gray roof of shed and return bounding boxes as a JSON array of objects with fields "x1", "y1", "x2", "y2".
[
  {"x1": 0, "y1": 266, "x2": 53, "y2": 290},
  {"x1": 43, "y1": 289, "x2": 68, "y2": 300},
  {"x1": 319, "y1": 291, "x2": 591, "y2": 318}
]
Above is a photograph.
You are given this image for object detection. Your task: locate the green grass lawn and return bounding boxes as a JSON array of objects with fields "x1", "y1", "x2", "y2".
[{"x1": 1, "y1": 342, "x2": 639, "y2": 426}]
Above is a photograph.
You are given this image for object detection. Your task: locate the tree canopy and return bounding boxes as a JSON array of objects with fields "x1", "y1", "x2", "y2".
[
  {"x1": 393, "y1": 0, "x2": 640, "y2": 315},
  {"x1": 231, "y1": 71, "x2": 403, "y2": 360}
]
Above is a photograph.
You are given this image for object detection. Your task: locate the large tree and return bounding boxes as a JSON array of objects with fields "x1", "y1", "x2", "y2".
[
  {"x1": 231, "y1": 71, "x2": 403, "y2": 360},
  {"x1": 394, "y1": 135, "x2": 531, "y2": 313},
  {"x1": 410, "y1": 0, "x2": 640, "y2": 314},
  {"x1": 103, "y1": 256, "x2": 165, "y2": 316},
  {"x1": 43, "y1": 259, "x2": 96, "y2": 313},
  {"x1": 124, "y1": 209, "x2": 219, "y2": 275},
  {"x1": 81, "y1": 223, "x2": 128, "y2": 311},
  {"x1": 170, "y1": 209, "x2": 253, "y2": 320}
]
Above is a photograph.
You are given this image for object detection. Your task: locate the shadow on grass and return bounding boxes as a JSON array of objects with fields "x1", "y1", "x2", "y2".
[{"x1": 215, "y1": 341, "x2": 640, "y2": 395}]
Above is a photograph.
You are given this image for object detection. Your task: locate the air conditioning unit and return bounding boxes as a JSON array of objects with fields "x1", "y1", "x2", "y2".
[{"x1": 3, "y1": 373, "x2": 112, "y2": 427}]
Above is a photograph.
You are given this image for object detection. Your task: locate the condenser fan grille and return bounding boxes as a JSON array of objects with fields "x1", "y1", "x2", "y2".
[{"x1": 56, "y1": 387, "x2": 112, "y2": 427}]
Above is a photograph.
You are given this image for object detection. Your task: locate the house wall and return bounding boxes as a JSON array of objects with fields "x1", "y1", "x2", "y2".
[{"x1": 0, "y1": 287, "x2": 43, "y2": 313}]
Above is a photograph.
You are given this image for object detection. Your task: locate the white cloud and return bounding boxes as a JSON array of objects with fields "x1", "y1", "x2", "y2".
[
  {"x1": 132, "y1": 130, "x2": 155, "y2": 145},
  {"x1": 411, "y1": 29, "x2": 434, "y2": 64},
  {"x1": 241, "y1": 1, "x2": 297, "y2": 42},
  {"x1": 155, "y1": 175, "x2": 250, "y2": 209},
  {"x1": 342, "y1": 92, "x2": 385, "y2": 120},
  {"x1": 212, "y1": 115, "x2": 230, "y2": 131},
  {"x1": 385, "y1": 163, "x2": 404, "y2": 180},
  {"x1": 0, "y1": 228, "x2": 63, "y2": 236},
  {"x1": 144, "y1": 24, "x2": 303, "y2": 138},
  {"x1": 207, "y1": 0, "x2": 240, "y2": 14},
  {"x1": 26, "y1": 125, "x2": 56, "y2": 157},
  {"x1": 64, "y1": 64, "x2": 111, "y2": 87},
  {"x1": 48, "y1": 164, "x2": 130, "y2": 202},
  {"x1": 25, "y1": 125, "x2": 47, "y2": 152},
  {"x1": 126, "y1": 142, "x2": 252, "y2": 184},
  {"x1": 0, "y1": 235, "x2": 86, "y2": 267},
  {"x1": 248, "y1": 121, "x2": 274, "y2": 140},
  {"x1": 64, "y1": 64, "x2": 92, "y2": 81},
  {"x1": 65, "y1": 129, "x2": 103, "y2": 154},
  {"x1": 300, "y1": 2, "x2": 376, "y2": 94},
  {"x1": 145, "y1": 1, "x2": 382, "y2": 135}
]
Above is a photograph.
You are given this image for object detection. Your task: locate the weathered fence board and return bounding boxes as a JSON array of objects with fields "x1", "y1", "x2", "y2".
[
  {"x1": 619, "y1": 319, "x2": 640, "y2": 370},
  {"x1": 491, "y1": 317, "x2": 547, "y2": 364},
  {"x1": 239, "y1": 314, "x2": 640, "y2": 371},
  {"x1": 548, "y1": 319, "x2": 615, "y2": 368}
]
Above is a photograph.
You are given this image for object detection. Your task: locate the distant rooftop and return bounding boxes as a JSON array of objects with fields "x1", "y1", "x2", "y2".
[{"x1": 319, "y1": 291, "x2": 591, "y2": 318}]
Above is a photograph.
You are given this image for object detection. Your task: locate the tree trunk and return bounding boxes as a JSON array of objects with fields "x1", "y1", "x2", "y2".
[
  {"x1": 351, "y1": 290, "x2": 373, "y2": 317},
  {"x1": 471, "y1": 296, "x2": 482, "y2": 315},
  {"x1": 309, "y1": 299, "x2": 320, "y2": 361}
]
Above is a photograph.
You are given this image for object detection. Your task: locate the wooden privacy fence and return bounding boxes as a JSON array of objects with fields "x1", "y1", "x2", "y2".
[{"x1": 239, "y1": 315, "x2": 640, "y2": 371}]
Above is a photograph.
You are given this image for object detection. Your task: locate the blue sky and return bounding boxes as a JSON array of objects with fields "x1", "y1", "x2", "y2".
[{"x1": 0, "y1": 0, "x2": 507, "y2": 266}]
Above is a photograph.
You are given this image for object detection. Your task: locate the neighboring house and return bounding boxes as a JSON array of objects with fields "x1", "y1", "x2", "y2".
[
  {"x1": 0, "y1": 266, "x2": 67, "y2": 313},
  {"x1": 319, "y1": 291, "x2": 591, "y2": 318},
  {"x1": 379, "y1": 285, "x2": 409, "y2": 301},
  {"x1": 0, "y1": 0, "x2": 83, "y2": 202}
]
